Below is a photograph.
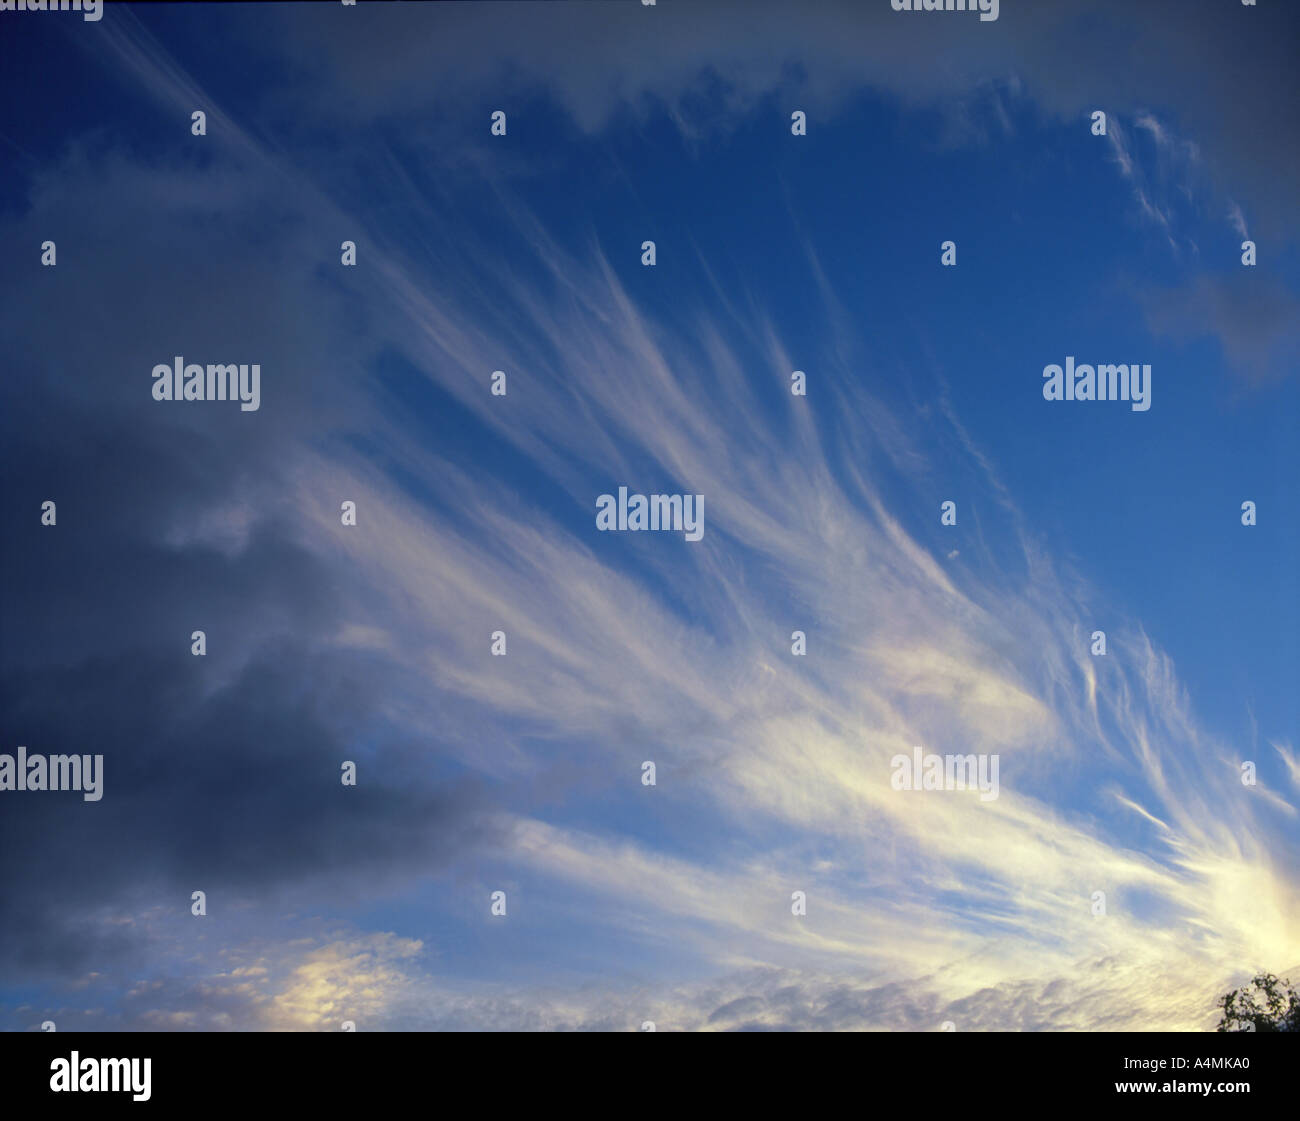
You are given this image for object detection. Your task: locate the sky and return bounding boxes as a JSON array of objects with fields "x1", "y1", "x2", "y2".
[{"x1": 0, "y1": 0, "x2": 1297, "y2": 1032}]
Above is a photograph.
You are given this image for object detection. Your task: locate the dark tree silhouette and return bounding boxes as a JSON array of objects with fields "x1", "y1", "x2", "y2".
[{"x1": 1216, "y1": 974, "x2": 1300, "y2": 1032}]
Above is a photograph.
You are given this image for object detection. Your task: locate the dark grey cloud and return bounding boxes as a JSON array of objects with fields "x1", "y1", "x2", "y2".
[
  {"x1": 0, "y1": 637, "x2": 502, "y2": 980},
  {"x1": 1141, "y1": 271, "x2": 1300, "y2": 385},
  {"x1": 238, "y1": 0, "x2": 1300, "y2": 241},
  {"x1": 159, "y1": 0, "x2": 1296, "y2": 390},
  {"x1": 0, "y1": 140, "x2": 505, "y2": 985}
]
